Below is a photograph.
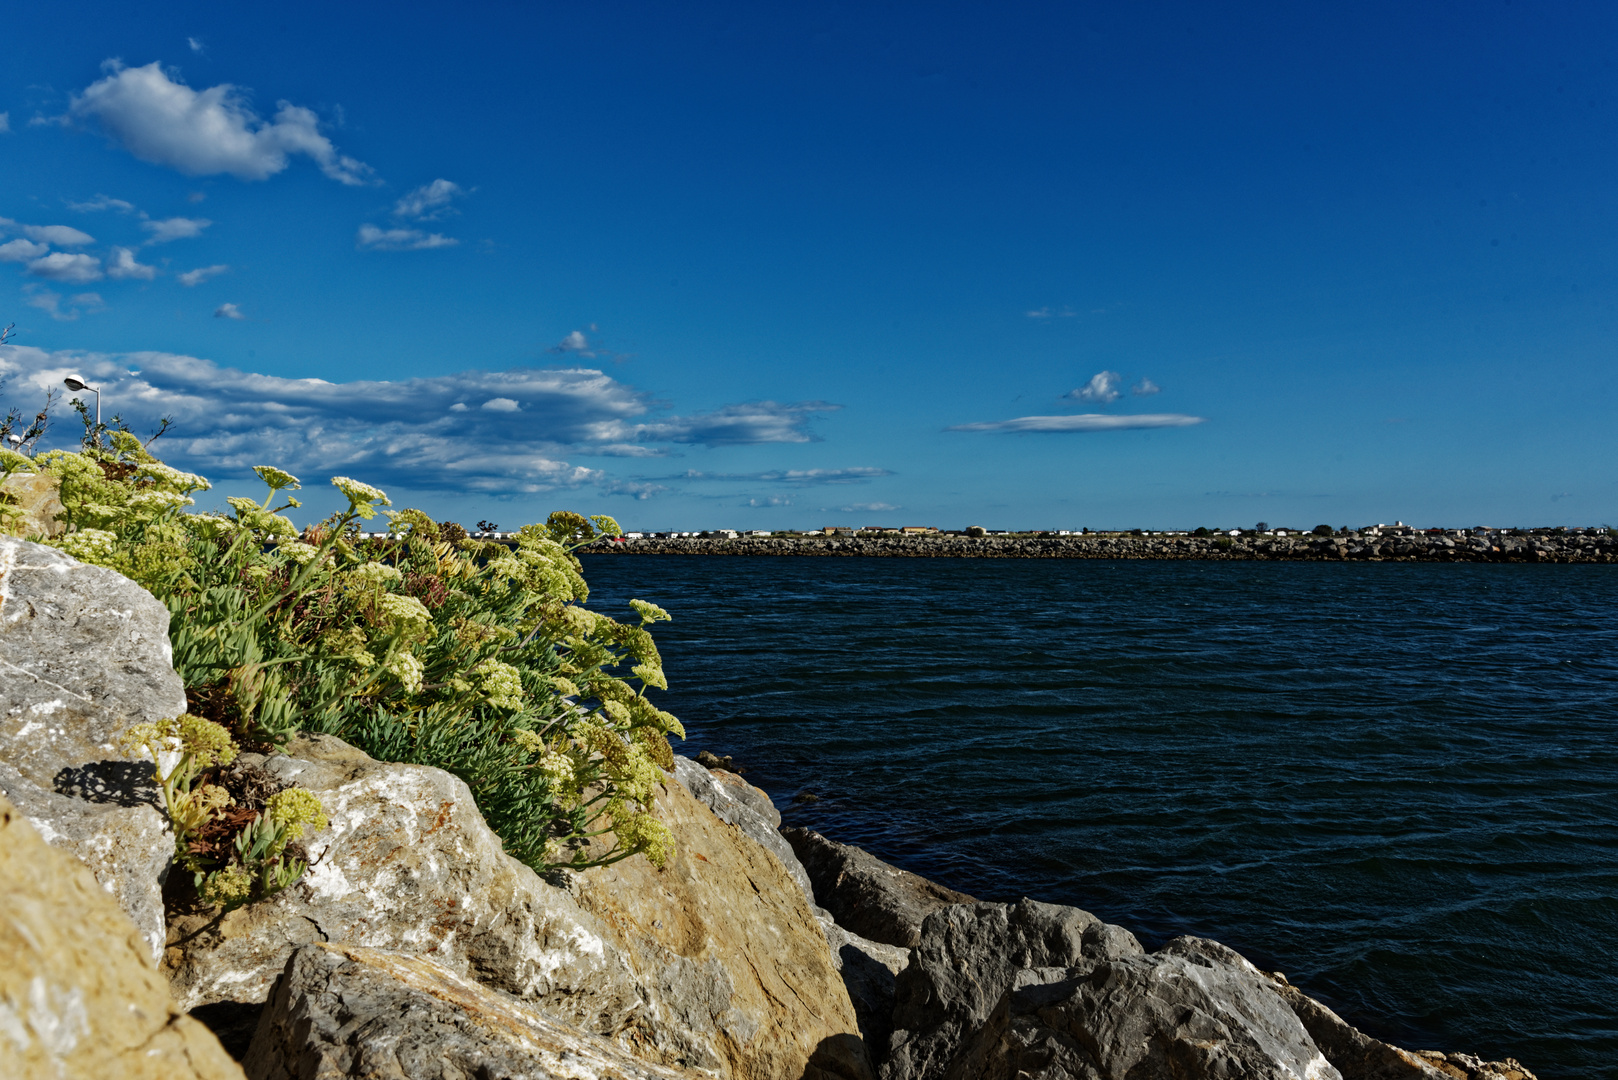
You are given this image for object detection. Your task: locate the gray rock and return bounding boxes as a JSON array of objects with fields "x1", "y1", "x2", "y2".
[
  {"x1": 883, "y1": 899, "x2": 1144, "y2": 1080},
  {"x1": 819, "y1": 917, "x2": 911, "y2": 1055},
  {"x1": 943, "y1": 936, "x2": 1341, "y2": 1080},
  {"x1": 0, "y1": 761, "x2": 171, "y2": 962},
  {"x1": 783, "y1": 826, "x2": 977, "y2": 948},
  {"x1": 165, "y1": 733, "x2": 648, "y2": 1045},
  {"x1": 243, "y1": 942, "x2": 701, "y2": 1080},
  {"x1": 673, "y1": 754, "x2": 810, "y2": 900},
  {"x1": 0, "y1": 537, "x2": 188, "y2": 790}
]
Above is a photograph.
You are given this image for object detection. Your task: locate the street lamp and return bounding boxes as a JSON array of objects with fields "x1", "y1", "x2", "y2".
[{"x1": 62, "y1": 377, "x2": 99, "y2": 427}]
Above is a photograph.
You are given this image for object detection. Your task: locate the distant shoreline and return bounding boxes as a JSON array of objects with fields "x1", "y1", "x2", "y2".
[{"x1": 580, "y1": 532, "x2": 1617, "y2": 563}]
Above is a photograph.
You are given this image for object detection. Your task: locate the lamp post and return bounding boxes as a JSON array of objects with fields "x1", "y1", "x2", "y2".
[{"x1": 62, "y1": 377, "x2": 99, "y2": 428}]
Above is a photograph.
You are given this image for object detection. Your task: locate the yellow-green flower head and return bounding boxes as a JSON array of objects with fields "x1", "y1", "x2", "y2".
[
  {"x1": 0, "y1": 449, "x2": 35, "y2": 474},
  {"x1": 612, "y1": 809, "x2": 675, "y2": 868},
  {"x1": 377, "y1": 592, "x2": 433, "y2": 638},
  {"x1": 632, "y1": 663, "x2": 669, "y2": 691},
  {"x1": 128, "y1": 490, "x2": 195, "y2": 514},
  {"x1": 199, "y1": 866, "x2": 253, "y2": 908},
  {"x1": 473, "y1": 659, "x2": 525, "y2": 711},
  {"x1": 602, "y1": 700, "x2": 631, "y2": 725},
  {"x1": 265, "y1": 787, "x2": 328, "y2": 842},
  {"x1": 385, "y1": 650, "x2": 425, "y2": 694},
  {"x1": 185, "y1": 514, "x2": 238, "y2": 540},
  {"x1": 589, "y1": 514, "x2": 623, "y2": 538},
  {"x1": 109, "y1": 431, "x2": 145, "y2": 456},
  {"x1": 136, "y1": 462, "x2": 211, "y2": 493},
  {"x1": 331, "y1": 476, "x2": 391, "y2": 519},
  {"x1": 118, "y1": 714, "x2": 238, "y2": 769},
  {"x1": 346, "y1": 561, "x2": 402, "y2": 589},
  {"x1": 538, "y1": 750, "x2": 576, "y2": 789},
  {"x1": 629, "y1": 598, "x2": 671, "y2": 624},
  {"x1": 278, "y1": 541, "x2": 324, "y2": 566},
  {"x1": 561, "y1": 606, "x2": 600, "y2": 638},
  {"x1": 56, "y1": 529, "x2": 118, "y2": 564},
  {"x1": 253, "y1": 465, "x2": 302, "y2": 491},
  {"x1": 549, "y1": 676, "x2": 581, "y2": 698}
]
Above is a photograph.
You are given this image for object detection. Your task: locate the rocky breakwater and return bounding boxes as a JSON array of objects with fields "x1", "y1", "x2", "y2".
[
  {"x1": 0, "y1": 535, "x2": 1544, "y2": 1079},
  {"x1": 588, "y1": 531, "x2": 1617, "y2": 563}
]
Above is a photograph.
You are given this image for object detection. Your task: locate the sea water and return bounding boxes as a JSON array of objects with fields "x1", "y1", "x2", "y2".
[{"x1": 582, "y1": 555, "x2": 1618, "y2": 1076}]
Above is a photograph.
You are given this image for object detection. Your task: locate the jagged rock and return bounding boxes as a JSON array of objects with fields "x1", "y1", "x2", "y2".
[
  {"x1": 0, "y1": 537, "x2": 187, "y2": 788},
  {"x1": 1412, "y1": 1051, "x2": 1539, "y2": 1080},
  {"x1": 820, "y1": 919, "x2": 910, "y2": 1056},
  {"x1": 0, "y1": 762, "x2": 171, "y2": 962},
  {"x1": 163, "y1": 733, "x2": 647, "y2": 1042},
  {"x1": 1267, "y1": 971, "x2": 1450, "y2": 1079},
  {"x1": 942, "y1": 936, "x2": 1340, "y2": 1080},
  {"x1": 672, "y1": 755, "x2": 807, "y2": 899},
  {"x1": 0, "y1": 537, "x2": 185, "y2": 959},
  {"x1": 783, "y1": 826, "x2": 976, "y2": 948},
  {"x1": 1, "y1": 471, "x2": 67, "y2": 539},
  {"x1": 883, "y1": 899, "x2": 1144, "y2": 1080},
  {"x1": 0, "y1": 792, "x2": 243, "y2": 1080},
  {"x1": 243, "y1": 943, "x2": 702, "y2": 1080},
  {"x1": 567, "y1": 760, "x2": 875, "y2": 1080}
]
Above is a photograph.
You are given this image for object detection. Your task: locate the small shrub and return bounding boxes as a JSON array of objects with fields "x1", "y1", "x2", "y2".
[{"x1": 1313, "y1": 524, "x2": 1333, "y2": 536}]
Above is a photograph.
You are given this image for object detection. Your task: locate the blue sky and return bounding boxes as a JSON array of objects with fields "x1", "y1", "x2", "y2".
[{"x1": 2, "y1": 2, "x2": 1614, "y2": 530}]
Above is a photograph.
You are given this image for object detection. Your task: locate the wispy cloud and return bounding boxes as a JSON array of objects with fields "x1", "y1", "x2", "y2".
[
  {"x1": 187, "y1": 36, "x2": 205, "y2": 53},
  {"x1": 1066, "y1": 371, "x2": 1122, "y2": 404},
  {"x1": 1132, "y1": 378, "x2": 1160, "y2": 396},
  {"x1": 0, "y1": 348, "x2": 838, "y2": 493},
  {"x1": 68, "y1": 61, "x2": 375, "y2": 185},
  {"x1": 548, "y1": 327, "x2": 630, "y2": 363},
  {"x1": 177, "y1": 264, "x2": 229, "y2": 286},
  {"x1": 678, "y1": 467, "x2": 890, "y2": 485},
  {"x1": 836, "y1": 502, "x2": 899, "y2": 513},
  {"x1": 392, "y1": 179, "x2": 465, "y2": 221},
  {"x1": 1025, "y1": 305, "x2": 1076, "y2": 319},
  {"x1": 22, "y1": 287, "x2": 104, "y2": 321},
  {"x1": 65, "y1": 194, "x2": 135, "y2": 213},
  {"x1": 0, "y1": 239, "x2": 50, "y2": 263},
  {"x1": 107, "y1": 246, "x2": 158, "y2": 280},
  {"x1": 213, "y1": 302, "x2": 246, "y2": 319},
  {"x1": 27, "y1": 252, "x2": 103, "y2": 283},
  {"x1": 1, "y1": 218, "x2": 96, "y2": 247},
  {"x1": 948, "y1": 413, "x2": 1206, "y2": 433},
  {"x1": 356, "y1": 224, "x2": 457, "y2": 251},
  {"x1": 0, "y1": 113, "x2": 10, "y2": 134},
  {"x1": 141, "y1": 216, "x2": 210, "y2": 243},
  {"x1": 745, "y1": 496, "x2": 793, "y2": 507}
]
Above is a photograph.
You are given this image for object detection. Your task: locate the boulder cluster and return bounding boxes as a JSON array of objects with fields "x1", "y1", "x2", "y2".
[
  {"x1": 0, "y1": 535, "x2": 1542, "y2": 1079},
  {"x1": 590, "y1": 532, "x2": 1616, "y2": 563}
]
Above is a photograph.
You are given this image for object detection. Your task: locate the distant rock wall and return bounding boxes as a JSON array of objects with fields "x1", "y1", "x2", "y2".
[{"x1": 587, "y1": 532, "x2": 1617, "y2": 562}]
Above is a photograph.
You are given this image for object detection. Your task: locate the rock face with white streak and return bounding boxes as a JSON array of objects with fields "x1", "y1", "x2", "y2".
[
  {"x1": 243, "y1": 943, "x2": 704, "y2": 1080},
  {"x1": 0, "y1": 536, "x2": 187, "y2": 961},
  {"x1": 0, "y1": 791, "x2": 243, "y2": 1080}
]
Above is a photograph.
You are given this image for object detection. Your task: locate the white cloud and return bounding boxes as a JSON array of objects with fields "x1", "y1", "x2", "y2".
[
  {"x1": 141, "y1": 216, "x2": 211, "y2": 243},
  {"x1": 22, "y1": 287, "x2": 103, "y2": 321},
  {"x1": 837, "y1": 502, "x2": 899, "y2": 513},
  {"x1": 0, "y1": 349, "x2": 833, "y2": 493},
  {"x1": 107, "y1": 247, "x2": 158, "y2": 280},
  {"x1": 1133, "y1": 378, "x2": 1161, "y2": 396},
  {"x1": 0, "y1": 218, "x2": 96, "y2": 246},
  {"x1": 481, "y1": 397, "x2": 520, "y2": 412},
  {"x1": 947, "y1": 413, "x2": 1206, "y2": 433},
  {"x1": 27, "y1": 252, "x2": 103, "y2": 283},
  {"x1": 177, "y1": 264, "x2": 229, "y2": 286},
  {"x1": 1067, "y1": 371, "x2": 1122, "y2": 404},
  {"x1": 66, "y1": 194, "x2": 135, "y2": 213},
  {"x1": 745, "y1": 496, "x2": 793, "y2": 507},
  {"x1": 0, "y1": 239, "x2": 50, "y2": 263},
  {"x1": 214, "y1": 302, "x2": 245, "y2": 319},
  {"x1": 188, "y1": 37, "x2": 204, "y2": 53},
  {"x1": 679, "y1": 467, "x2": 890, "y2": 485},
  {"x1": 393, "y1": 179, "x2": 465, "y2": 220},
  {"x1": 554, "y1": 330, "x2": 589, "y2": 353},
  {"x1": 0, "y1": 113, "x2": 9, "y2": 134},
  {"x1": 68, "y1": 61, "x2": 375, "y2": 185},
  {"x1": 356, "y1": 224, "x2": 457, "y2": 251},
  {"x1": 1025, "y1": 306, "x2": 1076, "y2": 319}
]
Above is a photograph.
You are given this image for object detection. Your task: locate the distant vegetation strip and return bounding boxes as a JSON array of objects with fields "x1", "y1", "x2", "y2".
[{"x1": 580, "y1": 532, "x2": 1617, "y2": 563}]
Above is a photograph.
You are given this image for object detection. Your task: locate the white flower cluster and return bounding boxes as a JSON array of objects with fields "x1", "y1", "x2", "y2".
[
  {"x1": 346, "y1": 561, "x2": 401, "y2": 589},
  {"x1": 253, "y1": 466, "x2": 301, "y2": 491},
  {"x1": 376, "y1": 593, "x2": 433, "y2": 639},
  {"x1": 474, "y1": 659, "x2": 525, "y2": 711},
  {"x1": 278, "y1": 541, "x2": 323, "y2": 566},
  {"x1": 384, "y1": 651, "x2": 424, "y2": 694},
  {"x1": 331, "y1": 476, "x2": 391, "y2": 519},
  {"x1": 57, "y1": 528, "x2": 118, "y2": 564},
  {"x1": 136, "y1": 461, "x2": 211, "y2": 493}
]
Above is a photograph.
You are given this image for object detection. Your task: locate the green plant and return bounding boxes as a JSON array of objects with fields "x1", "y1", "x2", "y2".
[{"x1": 48, "y1": 445, "x2": 683, "y2": 872}]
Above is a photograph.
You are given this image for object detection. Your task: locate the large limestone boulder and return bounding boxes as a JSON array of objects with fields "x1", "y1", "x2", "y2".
[
  {"x1": 164, "y1": 733, "x2": 646, "y2": 1038},
  {"x1": 1, "y1": 471, "x2": 66, "y2": 539},
  {"x1": 944, "y1": 936, "x2": 1341, "y2": 1080},
  {"x1": 782, "y1": 826, "x2": 976, "y2": 948},
  {"x1": 0, "y1": 792, "x2": 243, "y2": 1080},
  {"x1": 883, "y1": 899, "x2": 1145, "y2": 1080},
  {"x1": 244, "y1": 943, "x2": 703, "y2": 1080},
  {"x1": 569, "y1": 760, "x2": 876, "y2": 1080},
  {"x1": 0, "y1": 536, "x2": 187, "y2": 960}
]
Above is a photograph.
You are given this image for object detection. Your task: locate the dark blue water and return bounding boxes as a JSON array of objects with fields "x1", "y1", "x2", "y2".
[{"x1": 582, "y1": 556, "x2": 1618, "y2": 1077}]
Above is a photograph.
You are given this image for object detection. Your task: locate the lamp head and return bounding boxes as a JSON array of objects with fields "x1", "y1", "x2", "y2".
[{"x1": 63, "y1": 377, "x2": 88, "y2": 392}]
